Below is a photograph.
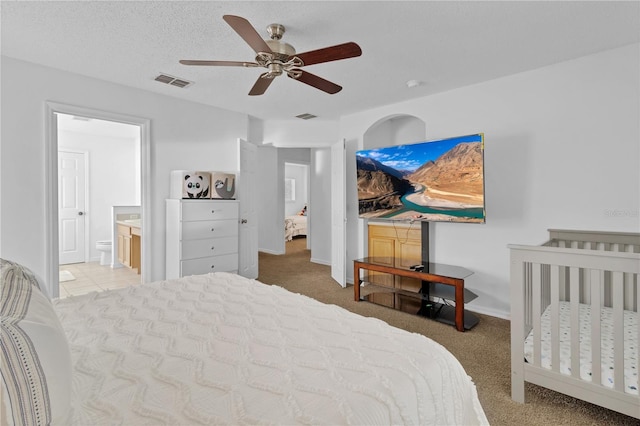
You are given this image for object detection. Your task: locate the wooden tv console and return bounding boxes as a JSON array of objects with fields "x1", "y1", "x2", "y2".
[{"x1": 353, "y1": 257, "x2": 479, "y2": 332}]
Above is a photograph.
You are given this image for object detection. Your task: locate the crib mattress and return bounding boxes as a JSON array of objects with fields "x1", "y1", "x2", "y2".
[{"x1": 524, "y1": 301, "x2": 638, "y2": 394}]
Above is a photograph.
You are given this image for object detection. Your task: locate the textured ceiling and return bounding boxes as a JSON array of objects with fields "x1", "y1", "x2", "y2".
[{"x1": 2, "y1": 1, "x2": 639, "y2": 121}]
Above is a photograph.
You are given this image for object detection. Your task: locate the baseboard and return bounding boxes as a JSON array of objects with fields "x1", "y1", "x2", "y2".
[
  {"x1": 465, "y1": 304, "x2": 510, "y2": 320},
  {"x1": 310, "y1": 257, "x2": 331, "y2": 266},
  {"x1": 259, "y1": 248, "x2": 285, "y2": 255}
]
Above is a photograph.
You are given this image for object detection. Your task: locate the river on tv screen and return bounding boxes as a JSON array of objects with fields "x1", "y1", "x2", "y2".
[{"x1": 356, "y1": 134, "x2": 485, "y2": 223}]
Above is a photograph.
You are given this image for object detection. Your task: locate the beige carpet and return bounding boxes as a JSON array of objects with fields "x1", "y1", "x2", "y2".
[{"x1": 257, "y1": 237, "x2": 638, "y2": 426}]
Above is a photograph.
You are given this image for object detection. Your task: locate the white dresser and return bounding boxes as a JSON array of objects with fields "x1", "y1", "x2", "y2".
[{"x1": 166, "y1": 199, "x2": 239, "y2": 279}]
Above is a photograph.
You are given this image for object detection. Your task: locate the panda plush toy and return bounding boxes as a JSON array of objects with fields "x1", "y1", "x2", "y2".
[{"x1": 183, "y1": 173, "x2": 210, "y2": 198}]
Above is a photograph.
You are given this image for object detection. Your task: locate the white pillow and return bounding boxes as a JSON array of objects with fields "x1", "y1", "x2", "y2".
[{"x1": 1, "y1": 259, "x2": 73, "y2": 425}]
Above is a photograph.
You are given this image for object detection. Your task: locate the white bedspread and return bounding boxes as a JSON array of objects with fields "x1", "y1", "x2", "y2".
[{"x1": 54, "y1": 272, "x2": 488, "y2": 425}]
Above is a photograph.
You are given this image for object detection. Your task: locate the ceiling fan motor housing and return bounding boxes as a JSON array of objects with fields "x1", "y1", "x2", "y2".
[{"x1": 265, "y1": 39, "x2": 296, "y2": 61}]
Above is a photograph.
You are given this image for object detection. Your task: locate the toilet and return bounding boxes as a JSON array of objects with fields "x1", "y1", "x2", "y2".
[{"x1": 96, "y1": 240, "x2": 112, "y2": 266}]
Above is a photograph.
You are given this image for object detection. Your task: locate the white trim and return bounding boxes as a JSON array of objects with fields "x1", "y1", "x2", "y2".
[
  {"x1": 258, "y1": 249, "x2": 285, "y2": 255},
  {"x1": 330, "y1": 139, "x2": 346, "y2": 287},
  {"x1": 310, "y1": 257, "x2": 331, "y2": 266},
  {"x1": 45, "y1": 102, "x2": 151, "y2": 298},
  {"x1": 465, "y1": 304, "x2": 510, "y2": 320}
]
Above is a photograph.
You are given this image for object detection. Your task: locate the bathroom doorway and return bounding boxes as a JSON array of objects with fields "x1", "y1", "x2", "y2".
[{"x1": 46, "y1": 103, "x2": 150, "y2": 299}]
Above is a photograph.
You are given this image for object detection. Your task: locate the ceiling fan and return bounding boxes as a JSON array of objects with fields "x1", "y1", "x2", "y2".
[{"x1": 179, "y1": 15, "x2": 362, "y2": 96}]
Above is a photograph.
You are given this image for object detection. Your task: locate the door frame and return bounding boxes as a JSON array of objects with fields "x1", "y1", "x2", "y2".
[
  {"x1": 238, "y1": 139, "x2": 259, "y2": 279},
  {"x1": 283, "y1": 160, "x2": 311, "y2": 250},
  {"x1": 331, "y1": 139, "x2": 346, "y2": 287},
  {"x1": 58, "y1": 148, "x2": 90, "y2": 265},
  {"x1": 45, "y1": 102, "x2": 151, "y2": 298}
]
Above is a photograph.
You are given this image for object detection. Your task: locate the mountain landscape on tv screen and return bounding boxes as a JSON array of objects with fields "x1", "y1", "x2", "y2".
[{"x1": 357, "y1": 140, "x2": 485, "y2": 223}]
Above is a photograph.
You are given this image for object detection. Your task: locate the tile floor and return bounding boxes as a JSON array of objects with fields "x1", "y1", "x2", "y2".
[{"x1": 58, "y1": 262, "x2": 141, "y2": 298}]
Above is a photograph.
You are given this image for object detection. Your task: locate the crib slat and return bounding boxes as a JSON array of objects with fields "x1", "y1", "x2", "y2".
[
  {"x1": 612, "y1": 271, "x2": 624, "y2": 392},
  {"x1": 550, "y1": 265, "x2": 560, "y2": 373},
  {"x1": 557, "y1": 240, "x2": 568, "y2": 302},
  {"x1": 597, "y1": 243, "x2": 611, "y2": 307},
  {"x1": 523, "y1": 262, "x2": 531, "y2": 329},
  {"x1": 532, "y1": 263, "x2": 542, "y2": 366},
  {"x1": 589, "y1": 269, "x2": 602, "y2": 388},
  {"x1": 570, "y1": 267, "x2": 581, "y2": 379},
  {"x1": 625, "y1": 244, "x2": 635, "y2": 311}
]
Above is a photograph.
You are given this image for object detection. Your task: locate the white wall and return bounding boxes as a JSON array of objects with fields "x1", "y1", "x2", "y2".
[
  {"x1": 58, "y1": 129, "x2": 139, "y2": 262},
  {"x1": 1, "y1": 57, "x2": 249, "y2": 293},
  {"x1": 310, "y1": 148, "x2": 332, "y2": 265},
  {"x1": 284, "y1": 163, "x2": 308, "y2": 216},
  {"x1": 341, "y1": 44, "x2": 640, "y2": 319},
  {"x1": 3, "y1": 44, "x2": 637, "y2": 315},
  {"x1": 256, "y1": 145, "x2": 279, "y2": 254},
  {"x1": 263, "y1": 119, "x2": 339, "y2": 147}
]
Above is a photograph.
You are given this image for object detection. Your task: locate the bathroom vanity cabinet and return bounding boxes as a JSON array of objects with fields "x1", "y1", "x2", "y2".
[
  {"x1": 117, "y1": 223, "x2": 141, "y2": 274},
  {"x1": 165, "y1": 199, "x2": 239, "y2": 279}
]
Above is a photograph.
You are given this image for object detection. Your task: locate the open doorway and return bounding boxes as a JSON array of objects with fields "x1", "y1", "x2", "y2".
[
  {"x1": 45, "y1": 102, "x2": 151, "y2": 300},
  {"x1": 284, "y1": 162, "x2": 310, "y2": 249},
  {"x1": 57, "y1": 113, "x2": 142, "y2": 297}
]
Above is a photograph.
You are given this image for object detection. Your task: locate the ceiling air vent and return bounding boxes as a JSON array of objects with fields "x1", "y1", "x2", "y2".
[
  {"x1": 295, "y1": 113, "x2": 317, "y2": 120},
  {"x1": 155, "y1": 73, "x2": 193, "y2": 88}
]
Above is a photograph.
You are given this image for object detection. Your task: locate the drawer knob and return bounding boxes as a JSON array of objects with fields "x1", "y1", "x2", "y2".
[
  {"x1": 211, "y1": 246, "x2": 215, "y2": 250},
  {"x1": 210, "y1": 265, "x2": 215, "y2": 269},
  {"x1": 211, "y1": 210, "x2": 215, "y2": 213},
  {"x1": 210, "y1": 228, "x2": 215, "y2": 232}
]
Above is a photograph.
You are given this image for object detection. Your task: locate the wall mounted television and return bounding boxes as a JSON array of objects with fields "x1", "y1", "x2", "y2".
[{"x1": 356, "y1": 133, "x2": 485, "y2": 223}]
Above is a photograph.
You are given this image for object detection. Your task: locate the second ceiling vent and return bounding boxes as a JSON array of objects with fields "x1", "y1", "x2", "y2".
[{"x1": 155, "y1": 73, "x2": 193, "y2": 88}]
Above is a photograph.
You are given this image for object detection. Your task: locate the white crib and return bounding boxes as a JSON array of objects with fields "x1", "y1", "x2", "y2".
[{"x1": 509, "y1": 229, "x2": 639, "y2": 419}]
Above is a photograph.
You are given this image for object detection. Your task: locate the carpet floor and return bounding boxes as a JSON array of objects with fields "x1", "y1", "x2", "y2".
[{"x1": 257, "y1": 237, "x2": 638, "y2": 426}]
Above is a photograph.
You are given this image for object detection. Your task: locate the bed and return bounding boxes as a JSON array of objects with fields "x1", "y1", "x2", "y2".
[
  {"x1": 509, "y1": 229, "x2": 640, "y2": 419},
  {"x1": 285, "y1": 214, "x2": 307, "y2": 241},
  {"x1": 1, "y1": 259, "x2": 488, "y2": 425}
]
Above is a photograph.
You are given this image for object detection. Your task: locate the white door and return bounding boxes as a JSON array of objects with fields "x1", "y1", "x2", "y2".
[
  {"x1": 238, "y1": 139, "x2": 259, "y2": 278},
  {"x1": 58, "y1": 150, "x2": 87, "y2": 264},
  {"x1": 331, "y1": 139, "x2": 346, "y2": 287}
]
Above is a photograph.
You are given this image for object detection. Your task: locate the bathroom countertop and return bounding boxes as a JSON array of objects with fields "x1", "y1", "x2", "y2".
[{"x1": 116, "y1": 219, "x2": 141, "y2": 229}]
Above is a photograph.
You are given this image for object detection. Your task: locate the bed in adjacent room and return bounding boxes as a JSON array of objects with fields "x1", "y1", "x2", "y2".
[
  {"x1": 1, "y1": 259, "x2": 488, "y2": 425},
  {"x1": 285, "y1": 214, "x2": 307, "y2": 241}
]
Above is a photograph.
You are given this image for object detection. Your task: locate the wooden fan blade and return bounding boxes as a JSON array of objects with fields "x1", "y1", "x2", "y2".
[
  {"x1": 180, "y1": 60, "x2": 259, "y2": 67},
  {"x1": 295, "y1": 42, "x2": 362, "y2": 67},
  {"x1": 223, "y1": 15, "x2": 272, "y2": 54},
  {"x1": 249, "y1": 73, "x2": 275, "y2": 96},
  {"x1": 289, "y1": 70, "x2": 342, "y2": 94}
]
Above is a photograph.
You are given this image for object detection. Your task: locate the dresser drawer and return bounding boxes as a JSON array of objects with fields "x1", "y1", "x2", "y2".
[
  {"x1": 181, "y1": 237, "x2": 238, "y2": 260},
  {"x1": 182, "y1": 219, "x2": 238, "y2": 240},
  {"x1": 180, "y1": 254, "x2": 238, "y2": 276},
  {"x1": 181, "y1": 201, "x2": 238, "y2": 221}
]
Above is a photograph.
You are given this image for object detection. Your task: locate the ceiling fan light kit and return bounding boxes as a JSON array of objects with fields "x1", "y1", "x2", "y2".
[{"x1": 180, "y1": 15, "x2": 362, "y2": 96}]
